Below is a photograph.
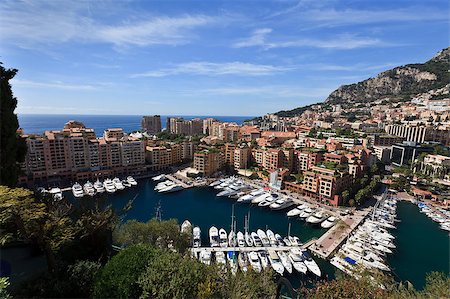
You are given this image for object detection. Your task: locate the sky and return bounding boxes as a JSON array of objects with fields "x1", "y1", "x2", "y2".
[{"x1": 1, "y1": 0, "x2": 448, "y2": 116}]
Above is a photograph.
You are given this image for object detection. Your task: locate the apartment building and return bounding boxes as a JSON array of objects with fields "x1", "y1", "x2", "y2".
[
  {"x1": 386, "y1": 124, "x2": 450, "y2": 146},
  {"x1": 296, "y1": 151, "x2": 323, "y2": 171},
  {"x1": 193, "y1": 150, "x2": 225, "y2": 176},
  {"x1": 20, "y1": 122, "x2": 146, "y2": 184},
  {"x1": 324, "y1": 153, "x2": 347, "y2": 165},
  {"x1": 234, "y1": 147, "x2": 251, "y2": 170},
  {"x1": 373, "y1": 134, "x2": 405, "y2": 146},
  {"x1": 263, "y1": 149, "x2": 282, "y2": 171},
  {"x1": 166, "y1": 117, "x2": 203, "y2": 136},
  {"x1": 141, "y1": 115, "x2": 162, "y2": 135},
  {"x1": 224, "y1": 143, "x2": 236, "y2": 166}
]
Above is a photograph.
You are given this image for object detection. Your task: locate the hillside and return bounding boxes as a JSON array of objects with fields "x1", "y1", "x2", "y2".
[{"x1": 275, "y1": 47, "x2": 449, "y2": 116}]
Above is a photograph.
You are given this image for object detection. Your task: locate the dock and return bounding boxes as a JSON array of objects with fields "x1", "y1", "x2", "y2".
[{"x1": 165, "y1": 174, "x2": 193, "y2": 189}]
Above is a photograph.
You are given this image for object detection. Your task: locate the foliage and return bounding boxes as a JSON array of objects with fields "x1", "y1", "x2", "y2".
[
  {"x1": 93, "y1": 244, "x2": 157, "y2": 298},
  {"x1": 113, "y1": 218, "x2": 191, "y2": 253},
  {"x1": 0, "y1": 64, "x2": 27, "y2": 187},
  {"x1": 0, "y1": 186, "x2": 76, "y2": 271},
  {"x1": 0, "y1": 277, "x2": 11, "y2": 299},
  {"x1": 156, "y1": 131, "x2": 186, "y2": 141},
  {"x1": 67, "y1": 260, "x2": 102, "y2": 297},
  {"x1": 138, "y1": 249, "x2": 211, "y2": 299},
  {"x1": 274, "y1": 104, "x2": 314, "y2": 117}
]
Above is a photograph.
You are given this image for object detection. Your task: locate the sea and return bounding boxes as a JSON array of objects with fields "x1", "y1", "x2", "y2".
[
  {"x1": 17, "y1": 114, "x2": 254, "y2": 135},
  {"x1": 68, "y1": 179, "x2": 449, "y2": 290}
]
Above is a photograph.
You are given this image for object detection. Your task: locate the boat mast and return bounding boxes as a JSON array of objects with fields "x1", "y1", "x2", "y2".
[
  {"x1": 155, "y1": 200, "x2": 162, "y2": 222},
  {"x1": 288, "y1": 222, "x2": 291, "y2": 237}
]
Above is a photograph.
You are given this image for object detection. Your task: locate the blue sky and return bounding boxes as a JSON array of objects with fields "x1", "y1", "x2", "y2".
[{"x1": 1, "y1": 0, "x2": 448, "y2": 116}]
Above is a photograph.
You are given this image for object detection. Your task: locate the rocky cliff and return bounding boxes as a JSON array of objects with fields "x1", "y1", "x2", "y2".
[{"x1": 325, "y1": 47, "x2": 449, "y2": 105}]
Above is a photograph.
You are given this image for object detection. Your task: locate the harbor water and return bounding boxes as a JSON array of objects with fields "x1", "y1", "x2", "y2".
[{"x1": 73, "y1": 179, "x2": 449, "y2": 290}]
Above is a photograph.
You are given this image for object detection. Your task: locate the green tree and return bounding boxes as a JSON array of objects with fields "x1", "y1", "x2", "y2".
[
  {"x1": 0, "y1": 186, "x2": 76, "y2": 272},
  {"x1": 0, "y1": 64, "x2": 26, "y2": 187},
  {"x1": 93, "y1": 244, "x2": 157, "y2": 298},
  {"x1": 342, "y1": 190, "x2": 350, "y2": 204},
  {"x1": 0, "y1": 277, "x2": 12, "y2": 299}
]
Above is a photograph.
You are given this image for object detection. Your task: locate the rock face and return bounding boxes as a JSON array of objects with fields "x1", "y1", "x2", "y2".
[{"x1": 325, "y1": 47, "x2": 449, "y2": 105}]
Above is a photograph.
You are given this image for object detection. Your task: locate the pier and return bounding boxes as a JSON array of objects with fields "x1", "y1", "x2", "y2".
[{"x1": 165, "y1": 174, "x2": 193, "y2": 189}]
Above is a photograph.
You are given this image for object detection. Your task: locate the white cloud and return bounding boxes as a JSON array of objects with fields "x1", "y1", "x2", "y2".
[
  {"x1": 233, "y1": 30, "x2": 387, "y2": 50},
  {"x1": 199, "y1": 85, "x2": 333, "y2": 98},
  {"x1": 131, "y1": 61, "x2": 292, "y2": 77},
  {"x1": 0, "y1": 1, "x2": 218, "y2": 48},
  {"x1": 11, "y1": 79, "x2": 98, "y2": 91}
]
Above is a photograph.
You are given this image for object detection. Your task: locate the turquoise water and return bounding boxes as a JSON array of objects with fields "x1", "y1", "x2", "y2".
[{"x1": 387, "y1": 201, "x2": 449, "y2": 289}]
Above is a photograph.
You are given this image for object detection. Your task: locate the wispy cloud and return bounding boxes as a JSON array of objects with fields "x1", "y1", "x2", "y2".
[
  {"x1": 199, "y1": 85, "x2": 333, "y2": 98},
  {"x1": 233, "y1": 30, "x2": 388, "y2": 49},
  {"x1": 0, "y1": 1, "x2": 218, "y2": 49},
  {"x1": 304, "y1": 62, "x2": 400, "y2": 72},
  {"x1": 131, "y1": 61, "x2": 292, "y2": 77},
  {"x1": 11, "y1": 79, "x2": 100, "y2": 91}
]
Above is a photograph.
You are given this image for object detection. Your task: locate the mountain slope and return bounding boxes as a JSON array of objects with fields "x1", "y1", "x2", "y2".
[{"x1": 326, "y1": 47, "x2": 449, "y2": 105}]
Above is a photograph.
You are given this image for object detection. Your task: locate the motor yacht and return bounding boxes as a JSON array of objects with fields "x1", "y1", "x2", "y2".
[
  {"x1": 112, "y1": 177, "x2": 125, "y2": 190},
  {"x1": 72, "y1": 182, "x2": 84, "y2": 198},
  {"x1": 209, "y1": 179, "x2": 223, "y2": 187},
  {"x1": 152, "y1": 174, "x2": 165, "y2": 182},
  {"x1": 83, "y1": 181, "x2": 96, "y2": 196},
  {"x1": 248, "y1": 252, "x2": 262, "y2": 272},
  {"x1": 159, "y1": 184, "x2": 183, "y2": 193},
  {"x1": 127, "y1": 176, "x2": 138, "y2": 186},
  {"x1": 275, "y1": 234, "x2": 285, "y2": 246},
  {"x1": 49, "y1": 187, "x2": 63, "y2": 200},
  {"x1": 94, "y1": 179, "x2": 105, "y2": 193},
  {"x1": 219, "y1": 228, "x2": 228, "y2": 247},
  {"x1": 257, "y1": 251, "x2": 269, "y2": 269},
  {"x1": 154, "y1": 180, "x2": 174, "y2": 191},
  {"x1": 288, "y1": 236, "x2": 301, "y2": 246},
  {"x1": 283, "y1": 237, "x2": 292, "y2": 246},
  {"x1": 289, "y1": 248, "x2": 308, "y2": 274},
  {"x1": 258, "y1": 196, "x2": 276, "y2": 207},
  {"x1": 257, "y1": 229, "x2": 270, "y2": 247},
  {"x1": 245, "y1": 231, "x2": 254, "y2": 247},
  {"x1": 103, "y1": 179, "x2": 116, "y2": 193},
  {"x1": 299, "y1": 207, "x2": 314, "y2": 219},
  {"x1": 122, "y1": 180, "x2": 132, "y2": 188},
  {"x1": 251, "y1": 193, "x2": 270, "y2": 204},
  {"x1": 228, "y1": 230, "x2": 237, "y2": 247},
  {"x1": 270, "y1": 198, "x2": 295, "y2": 210},
  {"x1": 267, "y1": 250, "x2": 284, "y2": 275},
  {"x1": 238, "y1": 189, "x2": 265, "y2": 203},
  {"x1": 209, "y1": 226, "x2": 219, "y2": 247},
  {"x1": 266, "y1": 230, "x2": 278, "y2": 246},
  {"x1": 302, "y1": 250, "x2": 321, "y2": 277},
  {"x1": 306, "y1": 211, "x2": 327, "y2": 225},
  {"x1": 287, "y1": 205, "x2": 304, "y2": 217},
  {"x1": 251, "y1": 232, "x2": 262, "y2": 247},
  {"x1": 238, "y1": 252, "x2": 249, "y2": 272},
  {"x1": 193, "y1": 226, "x2": 201, "y2": 247},
  {"x1": 199, "y1": 250, "x2": 211, "y2": 265},
  {"x1": 278, "y1": 251, "x2": 293, "y2": 274},
  {"x1": 215, "y1": 251, "x2": 227, "y2": 266},
  {"x1": 321, "y1": 216, "x2": 337, "y2": 229},
  {"x1": 181, "y1": 220, "x2": 192, "y2": 234},
  {"x1": 237, "y1": 232, "x2": 246, "y2": 247}
]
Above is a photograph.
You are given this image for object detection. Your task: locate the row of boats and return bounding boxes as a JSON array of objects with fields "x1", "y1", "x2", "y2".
[
  {"x1": 331, "y1": 196, "x2": 398, "y2": 277},
  {"x1": 72, "y1": 176, "x2": 137, "y2": 197},
  {"x1": 182, "y1": 221, "x2": 321, "y2": 277},
  {"x1": 417, "y1": 202, "x2": 450, "y2": 232},
  {"x1": 211, "y1": 177, "x2": 339, "y2": 229}
]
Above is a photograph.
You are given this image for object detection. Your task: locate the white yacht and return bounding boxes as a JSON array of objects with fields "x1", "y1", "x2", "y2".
[
  {"x1": 283, "y1": 237, "x2": 292, "y2": 246},
  {"x1": 251, "y1": 193, "x2": 271, "y2": 204},
  {"x1": 103, "y1": 179, "x2": 116, "y2": 193},
  {"x1": 302, "y1": 250, "x2": 321, "y2": 277},
  {"x1": 268, "y1": 250, "x2": 284, "y2": 275},
  {"x1": 289, "y1": 248, "x2": 308, "y2": 274},
  {"x1": 83, "y1": 181, "x2": 95, "y2": 196},
  {"x1": 49, "y1": 187, "x2": 63, "y2": 200},
  {"x1": 287, "y1": 205, "x2": 305, "y2": 217},
  {"x1": 199, "y1": 250, "x2": 211, "y2": 265},
  {"x1": 257, "y1": 251, "x2": 270, "y2": 269},
  {"x1": 152, "y1": 174, "x2": 165, "y2": 182},
  {"x1": 277, "y1": 251, "x2": 293, "y2": 274},
  {"x1": 112, "y1": 177, "x2": 125, "y2": 190},
  {"x1": 237, "y1": 189, "x2": 265, "y2": 203},
  {"x1": 257, "y1": 229, "x2": 270, "y2": 247},
  {"x1": 237, "y1": 231, "x2": 246, "y2": 247},
  {"x1": 270, "y1": 198, "x2": 295, "y2": 210},
  {"x1": 288, "y1": 236, "x2": 301, "y2": 246},
  {"x1": 228, "y1": 230, "x2": 237, "y2": 247},
  {"x1": 266, "y1": 230, "x2": 278, "y2": 246},
  {"x1": 181, "y1": 220, "x2": 192, "y2": 234},
  {"x1": 321, "y1": 216, "x2": 337, "y2": 229},
  {"x1": 159, "y1": 184, "x2": 183, "y2": 193},
  {"x1": 238, "y1": 252, "x2": 249, "y2": 272},
  {"x1": 258, "y1": 196, "x2": 276, "y2": 207},
  {"x1": 299, "y1": 207, "x2": 314, "y2": 219},
  {"x1": 122, "y1": 180, "x2": 132, "y2": 188},
  {"x1": 193, "y1": 226, "x2": 201, "y2": 248},
  {"x1": 306, "y1": 211, "x2": 327, "y2": 225},
  {"x1": 72, "y1": 182, "x2": 84, "y2": 198},
  {"x1": 219, "y1": 228, "x2": 228, "y2": 247},
  {"x1": 248, "y1": 251, "x2": 262, "y2": 272},
  {"x1": 275, "y1": 234, "x2": 284, "y2": 246},
  {"x1": 215, "y1": 251, "x2": 227, "y2": 266},
  {"x1": 94, "y1": 179, "x2": 105, "y2": 193},
  {"x1": 245, "y1": 231, "x2": 254, "y2": 247},
  {"x1": 154, "y1": 180, "x2": 174, "y2": 191},
  {"x1": 209, "y1": 179, "x2": 223, "y2": 187},
  {"x1": 209, "y1": 226, "x2": 219, "y2": 247},
  {"x1": 251, "y1": 232, "x2": 263, "y2": 247}
]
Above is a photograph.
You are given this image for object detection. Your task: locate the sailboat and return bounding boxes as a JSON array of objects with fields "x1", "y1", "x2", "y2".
[{"x1": 244, "y1": 214, "x2": 253, "y2": 247}]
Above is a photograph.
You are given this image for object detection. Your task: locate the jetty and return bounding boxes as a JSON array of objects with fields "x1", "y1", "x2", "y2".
[{"x1": 165, "y1": 174, "x2": 193, "y2": 189}]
